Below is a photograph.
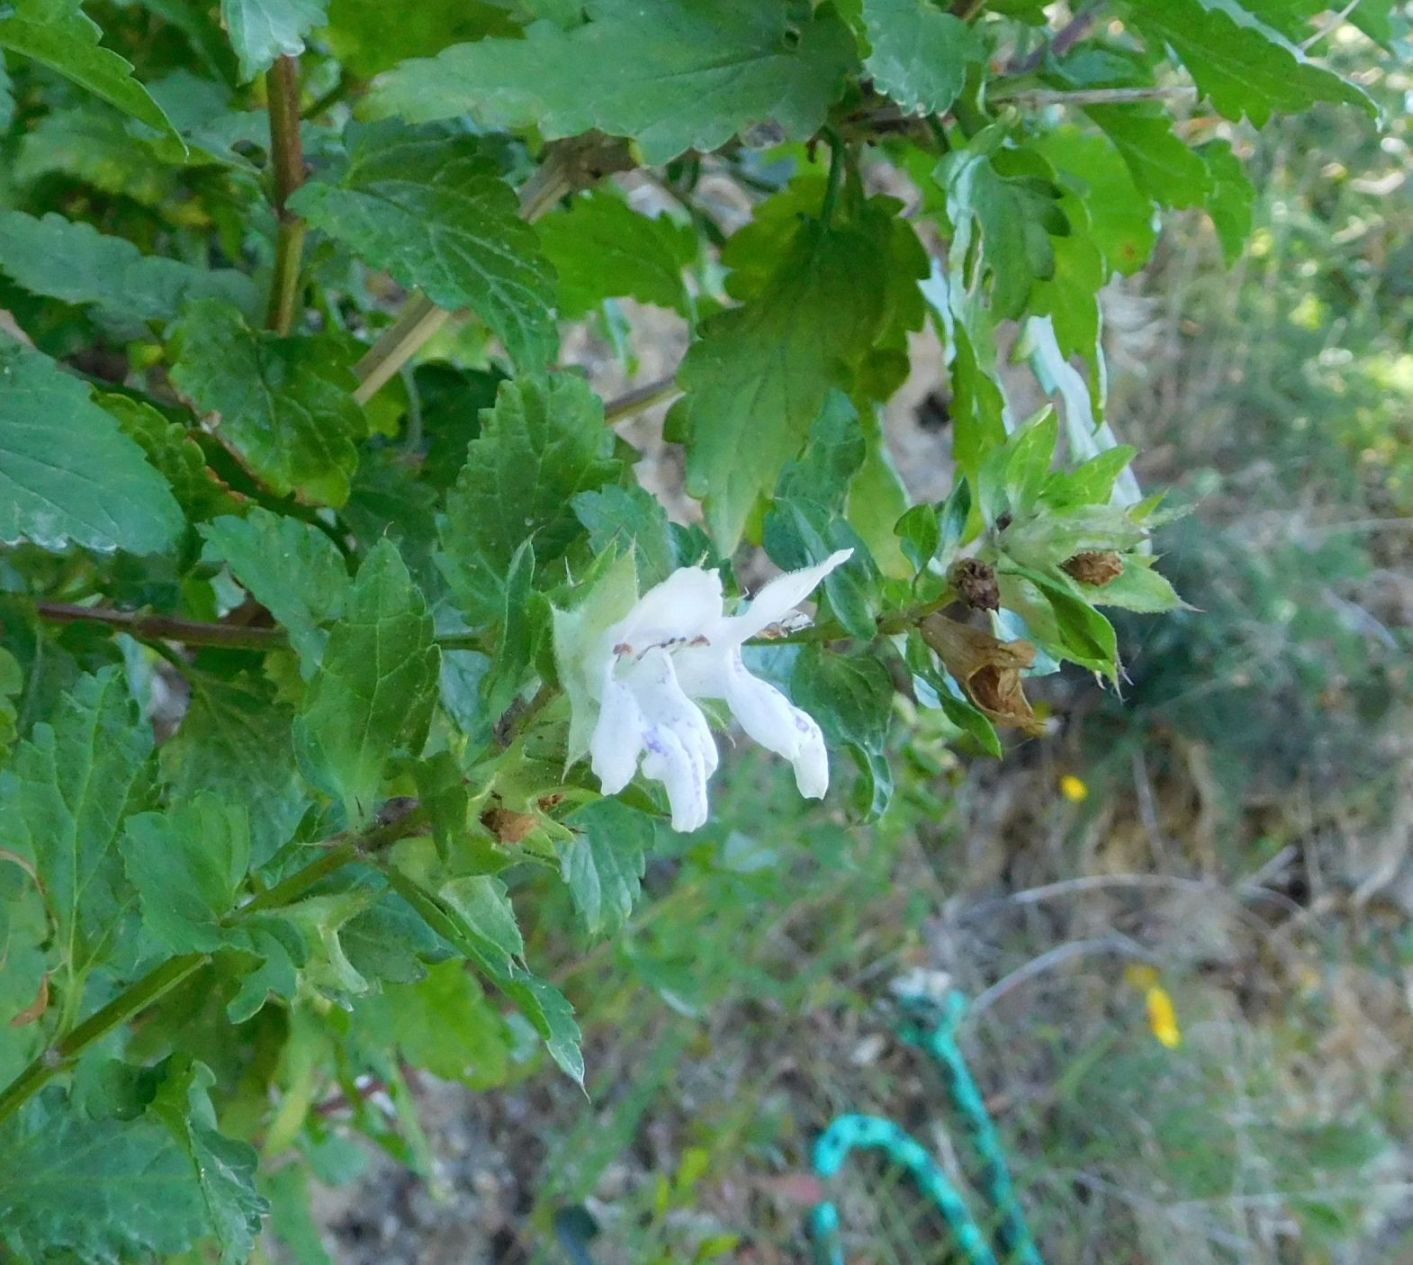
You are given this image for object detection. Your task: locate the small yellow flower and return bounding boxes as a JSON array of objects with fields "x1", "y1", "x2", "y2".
[
  {"x1": 1145, "y1": 985, "x2": 1182, "y2": 1049},
  {"x1": 1123, "y1": 965, "x2": 1182, "y2": 1049},
  {"x1": 1059, "y1": 774, "x2": 1089, "y2": 802}
]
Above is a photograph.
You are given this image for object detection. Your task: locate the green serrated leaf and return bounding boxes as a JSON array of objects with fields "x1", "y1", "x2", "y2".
[
  {"x1": 1001, "y1": 563, "x2": 1118, "y2": 676},
  {"x1": 938, "y1": 139, "x2": 1069, "y2": 319},
  {"x1": 148, "y1": 1057, "x2": 268, "y2": 1265},
  {"x1": 1199, "y1": 138, "x2": 1256, "y2": 265},
  {"x1": 0, "y1": 210, "x2": 258, "y2": 328},
  {"x1": 1041, "y1": 445, "x2": 1137, "y2": 509},
  {"x1": 482, "y1": 539, "x2": 536, "y2": 722},
  {"x1": 895, "y1": 503, "x2": 941, "y2": 575},
  {"x1": 862, "y1": 0, "x2": 981, "y2": 115},
  {"x1": 323, "y1": 0, "x2": 518, "y2": 77},
  {"x1": 673, "y1": 218, "x2": 888, "y2": 551},
  {"x1": 0, "y1": 341, "x2": 183, "y2": 555},
  {"x1": 99, "y1": 393, "x2": 242, "y2": 523},
  {"x1": 161, "y1": 673, "x2": 309, "y2": 867},
  {"x1": 573, "y1": 483, "x2": 677, "y2": 590},
  {"x1": 1005, "y1": 409, "x2": 1058, "y2": 518},
  {"x1": 1086, "y1": 105, "x2": 1212, "y2": 210},
  {"x1": 382, "y1": 868, "x2": 583, "y2": 1084},
  {"x1": 200, "y1": 509, "x2": 351, "y2": 676},
  {"x1": 1122, "y1": 0, "x2": 1373, "y2": 126},
  {"x1": 170, "y1": 299, "x2": 365, "y2": 508},
  {"x1": 439, "y1": 374, "x2": 619, "y2": 625},
  {"x1": 295, "y1": 540, "x2": 439, "y2": 824},
  {"x1": 537, "y1": 190, "x2": 696, "y2": 317},
  {"x1": 124, "y1": 794, "x2": 252, "y2": 954},
  {"x1": 0, "y1": 1089, "x2": 209, "y2": 1262},
  {"x1": 1087, "y1": 556, "x2": 1187, "y2": 612},
  {"x1": 222, "y1": 0, "x2": 327, "y2": 81},
  {"x1": 0, "y1": 0, "x2": 179, "y2": 137},
  {"x1": 790, "y1": 646, "x2": 893, "y2": 755},
  {"x1": 367, "y1": 0, "x2": 856, "y2": 164},
  {"x1": 1002, "y1": 503, "x2": 1146, "y2": 570},
  {"x1": 13, "y1": 107, "x2": 177, "y2": 205},
  {"x1": 438, "y1": 874, "x2": 524, "y2": 974},
  {"x1": 353, "y1": 959, "x2": 511, "y2": 1087},
  {"x1": 291, "y1": 122, "x2": 557, "y2": 367},
  {"x1": 764, "y1": 499, "x2": 879, "y2": 642},
  {"x1": 0, "y1": 668, "x2": 150, "y2": 986},
  {"x1": 1034, "y1": 128, "x2": 1156, "y2": 276},
  {"x1": 561, "y1": 798, "x2": 654, "y2": 937}
]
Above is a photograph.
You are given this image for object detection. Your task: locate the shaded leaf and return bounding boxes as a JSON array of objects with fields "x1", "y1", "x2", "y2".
[
  {"x1": 200, "y1": 509, "x2": 351, "y2": 675},
  {"x1": 862, "y1": 0, "x2": 981, "y2": 115},
  {"x1": 160, "y1": 672, "x2": 309, "y2": 867},
  {"x1": 439, "y1": 374, "x2": 619, "y2": 625},
  {"x1": 295, "y1": 540, "x2": 439, "y2": 824},
  {"x1": 572, "y1": 483, "x2": 676, "y2": 590},
  {"x1": 0, "y1": 668, "x2": 151, "y2": 982},
  {"x1": 368, "y1": 0, "x2": 856, "y2": 165},
  {"x1": 291, "y1": 123, "x2": 557, "y2": 367},
  {"x1": 0, "y1": 0, "x2": 178, "y2": 136},
  {"x1": 537, "y1": 190, "x2": 695, "y2": 317},
  {"x1": 0, "y1": 1089, "x2": 208, "y2": 1262},
  {"x1": 0, "y1": 342, "x2": 183, "y2": 555},
  {"x1": 148, "y1": 1057, "x2": 268, "y2": 1265},
  {"x1": 222, "y1": 0, "x2": 327, "y2": 81},
  {"x1": 561, "y1": 798, "x2": 654, "y2": 937},
  {"x1": 672, "y1": 218, "x2": 888, "y2": 550},
  {"x1": 0, "y1": 211, "x2": 258, "y2": 327},
  {"x1": 1123, "y1": 0, "x2": 1373, "y2": 125},
  {"x1": 170, "y1": 299, "x2": 365, "y2": 508},
  {"x1": 124, "y1": 794, "x2": 252, "y2": 954}
]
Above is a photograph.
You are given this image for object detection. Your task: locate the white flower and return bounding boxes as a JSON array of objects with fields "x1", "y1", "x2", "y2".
[{"x1": 581, "y1": 550, "x2": 852, "y2": 832}]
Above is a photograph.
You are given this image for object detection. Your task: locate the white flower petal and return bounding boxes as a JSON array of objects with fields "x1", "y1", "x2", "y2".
[
  {"x1": 721, "y1": 653, "x2": 807, "y2": 761},
  {"x1": 590, "y1": 677, "x2": 645, "y2": 795},
  {"x1": 790, "y1": 711, "x2": 830, "y2": 799},
  {"x1": 624, "y1": 648, "x2": 719, "y2": 778},
  {"x1": 723, "y1": 549, "x2": 854, "y2": 641},
  {"x1": 641, "y1": 725, "x2": 709, "y2": 832},
  {"x1": 611, "y1": 565, "x2": 723, "y2": 653}
]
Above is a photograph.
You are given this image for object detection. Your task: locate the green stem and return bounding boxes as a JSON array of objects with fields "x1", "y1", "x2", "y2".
[
  {"x1": 0, "y1": 954, "x2": 208, "y2": 1127},
  {"x1": 234, "y1": 843, "x2": 361, "y2": 919},
  {"x1": 604, "y1": 373, "x2": 681, "y2": 423},
  {"x1": 264, "y1": 55, "x2": 308, "y2": 334},
  {"x1": 0, "y1": 802, "x2": 427, "y2": 1128},
  {"x1": 36, "y1": 602, "x2": 287, "y2": 651},
  {"x1": 819, "y1": 127, "x2": 846, "y2": 228},
  {"x1": 301, "y1": 69, "x2": 358, "y2": 120}
]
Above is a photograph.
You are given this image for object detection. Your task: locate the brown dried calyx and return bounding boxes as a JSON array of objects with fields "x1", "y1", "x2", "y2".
[
  {"x1": 482, "y1": 806, "x2": 539, "y2": 844},
  {"x1": 920, "y1": 614, "x2": 1044, "y2": 736},
  {"x1": 948, "y1": 558, "x2": 1000, "y2": 611},
  {"x1": 1062, "y1": 550, "x2": 1125, "y2": 587}
]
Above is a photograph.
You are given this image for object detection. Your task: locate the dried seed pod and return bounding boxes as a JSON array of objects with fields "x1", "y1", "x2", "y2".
[
  {"x1": 919, "y1": 614, "x2": 1044, "y2": 736},
  {"x1": 1062, "y1": 550, "x2": 1125, "y2": 587},
  {"x1": 948, "y1": 558, "x2": 1001, "y2": 611}
]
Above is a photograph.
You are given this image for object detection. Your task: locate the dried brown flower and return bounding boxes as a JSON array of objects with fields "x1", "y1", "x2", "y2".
[{"x1": 920, "y1": 614, "x2": 1044, "y2": 736}]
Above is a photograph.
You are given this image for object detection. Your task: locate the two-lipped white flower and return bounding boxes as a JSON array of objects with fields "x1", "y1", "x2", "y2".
[{"x1": 583, "y1": 550, "x2": 852, "y2": 832}]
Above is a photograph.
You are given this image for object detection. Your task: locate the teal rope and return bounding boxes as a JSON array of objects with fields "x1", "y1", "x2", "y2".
[{"x1": 809, "y1": 991, "x2": 1044, "y2": 1265}]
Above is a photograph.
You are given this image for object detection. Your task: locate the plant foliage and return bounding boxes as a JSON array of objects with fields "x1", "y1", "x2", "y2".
[{"x1": 0, "y1": 0, "x2": 1391, "y2": 1258}]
